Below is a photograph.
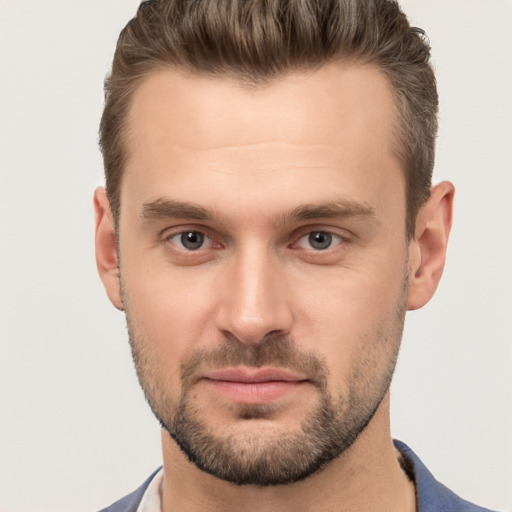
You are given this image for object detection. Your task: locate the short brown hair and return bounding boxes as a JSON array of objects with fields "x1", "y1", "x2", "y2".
[{"x1": 99, "y1": 0, "x2": 437, "y2": 237}]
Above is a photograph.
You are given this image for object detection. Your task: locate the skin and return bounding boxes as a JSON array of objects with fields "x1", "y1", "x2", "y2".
[{"x1": 95, "y1": 62, "x2": 454, "y2": 511}]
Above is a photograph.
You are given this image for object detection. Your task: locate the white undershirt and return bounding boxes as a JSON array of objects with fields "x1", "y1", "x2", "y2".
[{"x1": 136, "y1": 468, "x2": 164, "y2": 512}]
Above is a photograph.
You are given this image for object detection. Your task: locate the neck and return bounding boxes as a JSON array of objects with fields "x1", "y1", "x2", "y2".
[{"x1": 160, "y1": 394, "x2": 416, "y2": 512}]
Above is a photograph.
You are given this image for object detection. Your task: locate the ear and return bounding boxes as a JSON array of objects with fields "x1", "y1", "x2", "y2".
[
  {"x1": 94, "y1": 187, "x2": 123, "y2": 310},
  {"x1": 407, "y1": 181, "x2": 455, "y2": 311}
]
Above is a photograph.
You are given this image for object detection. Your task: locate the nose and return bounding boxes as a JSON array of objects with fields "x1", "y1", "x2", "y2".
[{"x1": 215, "y1": 245, "x2": 293, "y2": 345}]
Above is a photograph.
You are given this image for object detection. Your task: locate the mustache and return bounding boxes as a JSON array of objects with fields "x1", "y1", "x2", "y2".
[{"x1": 180, "y1": 333, "x2": 328, "y2": 390}]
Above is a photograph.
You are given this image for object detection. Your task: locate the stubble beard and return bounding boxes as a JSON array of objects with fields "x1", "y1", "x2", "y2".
[{"x1": 122, "y1": 276, "x2": 408, "y2": 487}]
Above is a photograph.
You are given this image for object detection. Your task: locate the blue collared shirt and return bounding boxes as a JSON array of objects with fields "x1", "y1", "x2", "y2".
[{"x1": 99, "y1": 440, "x2": 498, "y2": 512}]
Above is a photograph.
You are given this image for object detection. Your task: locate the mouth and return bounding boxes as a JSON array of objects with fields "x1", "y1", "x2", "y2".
[{"x1": 200, "y1": 367, "x2": 310, "y2": 404}]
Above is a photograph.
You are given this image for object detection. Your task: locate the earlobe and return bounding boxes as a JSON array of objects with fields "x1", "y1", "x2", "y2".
[
  {"x1": 407, "y1": 181, "x2": 455, "y2": 311},
  {"x1": 94, "y1": 187, "x2": 123, "y2": 311}
]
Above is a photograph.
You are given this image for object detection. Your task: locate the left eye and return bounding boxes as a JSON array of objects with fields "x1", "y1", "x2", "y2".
[
  {"x1": 295, "y1": 231, "x2": 343, "y2": 250},
  {"x1": 168, "y1": 231, "x2": 211, "y2": 251}
]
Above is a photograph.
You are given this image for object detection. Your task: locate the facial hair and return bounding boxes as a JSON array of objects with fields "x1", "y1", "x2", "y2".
[{"x1": 123, "y1": 273, "x2": 408, "y2": 486}]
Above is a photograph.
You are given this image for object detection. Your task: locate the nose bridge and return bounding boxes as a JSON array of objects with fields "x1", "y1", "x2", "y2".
[{"x1": 216, "y1": 241, "x2": 292, "y2": 344}]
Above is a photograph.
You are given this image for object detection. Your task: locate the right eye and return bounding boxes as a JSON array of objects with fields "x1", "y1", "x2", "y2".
[{"x1": 167, "y1": 231, "x2": 212, "y2": 251}]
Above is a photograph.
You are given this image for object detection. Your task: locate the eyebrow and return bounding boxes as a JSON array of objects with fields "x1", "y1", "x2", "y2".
[
  {"x1": 140, "y1": 197, "x2": 376, "y2": 224},
  {"x1": 286, "y1": 201, "x2": 375, "y2": 222},
  {"x1": 141, "y1": 199, "x2": 213, "y2": 221}
]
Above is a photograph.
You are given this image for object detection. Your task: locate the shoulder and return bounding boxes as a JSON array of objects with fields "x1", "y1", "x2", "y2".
[
  {"x1": 97, "y1": 468, "x2": 162, "y2": 512},
  {"x1": 394, "y1": 440, "x2": 497, "y2": 512}
]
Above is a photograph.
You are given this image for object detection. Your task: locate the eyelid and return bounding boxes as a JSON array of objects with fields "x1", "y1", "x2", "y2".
[{"x1": 291, "y1": 223, "x2": 351, "y2": 243}]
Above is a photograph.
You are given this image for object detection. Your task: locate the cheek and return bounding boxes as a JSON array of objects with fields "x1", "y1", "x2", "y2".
[
  {"x1": 120, "y1": 249, "x2": 224, "y2": 366},
  {"x1": 291, "y1": 258, "x2": 407, "y2": 384}
]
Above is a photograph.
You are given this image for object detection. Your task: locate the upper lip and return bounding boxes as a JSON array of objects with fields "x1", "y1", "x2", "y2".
[{"x1": 202, "y1": 367, "x2": 308, "y2": 383}]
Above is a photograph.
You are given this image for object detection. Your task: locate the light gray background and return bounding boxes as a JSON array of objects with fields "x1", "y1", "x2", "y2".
[{"x1": 0, "y1": 1, "x2": 511, "y2": 511}]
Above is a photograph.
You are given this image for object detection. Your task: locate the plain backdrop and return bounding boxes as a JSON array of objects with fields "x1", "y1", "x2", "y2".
[{"x1": 0, "y1": 1, "x2": 511, "y2": 511}]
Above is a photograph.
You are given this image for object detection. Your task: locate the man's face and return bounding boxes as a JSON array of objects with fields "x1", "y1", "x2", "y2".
[{"x1": 116, "y1": 64, "x2": 411, "y2": 485}]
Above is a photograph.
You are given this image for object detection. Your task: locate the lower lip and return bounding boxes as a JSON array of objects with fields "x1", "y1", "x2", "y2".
[{"x1": 204, "y1": 379, "x2": 307, "y2": 404}]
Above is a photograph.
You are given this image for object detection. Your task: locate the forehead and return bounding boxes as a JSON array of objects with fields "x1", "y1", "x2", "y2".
[
  {"x1": 127, "y1": 62, "x2": 397, "y2": 152},
  {"x1": 122, "y1": 63, "x2": 403, "y2": 222}
]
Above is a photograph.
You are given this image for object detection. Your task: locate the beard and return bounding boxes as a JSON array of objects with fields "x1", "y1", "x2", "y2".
[{"x1": 122, "y1": 275, "x2": 407, "y2": 487}]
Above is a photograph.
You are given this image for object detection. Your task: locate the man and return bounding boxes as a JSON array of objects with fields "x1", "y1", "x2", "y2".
[{"x1": 93, "y1": 0, "x2": 495, "y2": 511}]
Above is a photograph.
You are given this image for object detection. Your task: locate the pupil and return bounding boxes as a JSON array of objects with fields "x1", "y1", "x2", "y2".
[
  {"x1": 309, "y1": 231, "x2": 332, "y2": 250},
  {"x1": 181, "y1": 231, "x2": 204, "y2": 250}
]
